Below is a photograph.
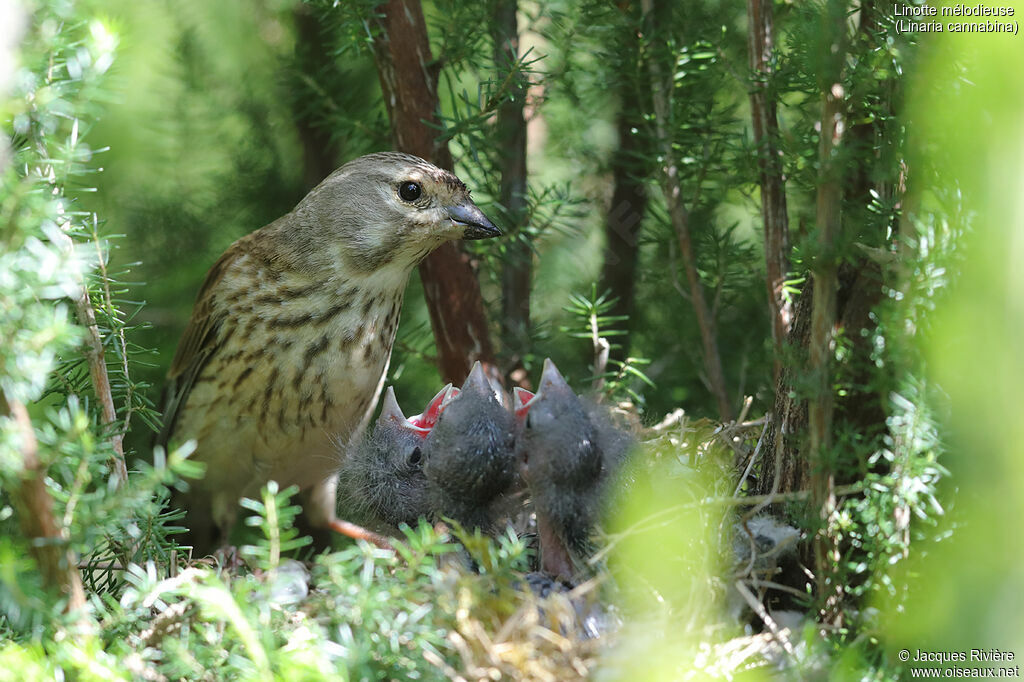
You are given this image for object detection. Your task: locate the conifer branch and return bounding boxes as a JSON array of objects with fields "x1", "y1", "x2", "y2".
[{"x1": 640, "y1": 0, "x2": 733, "y2": 421}]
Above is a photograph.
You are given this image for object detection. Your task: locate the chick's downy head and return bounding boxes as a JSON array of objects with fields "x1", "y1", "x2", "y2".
[
  {"x1": 515, "y1": 359, "x2": 602, "y2": 490},
  {"x1": 337, "y1": 386, "x2": 431, "y2": 529},
  {"x1": 514, "y1": 359, "x2": 609, "y2": 578},
  {"x1": 423, "y1": 362, "x2": 516, "y2": 531}
]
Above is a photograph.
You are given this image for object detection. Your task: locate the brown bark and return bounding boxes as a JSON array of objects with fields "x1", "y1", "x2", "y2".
[
  {"x1": 807, "y1": 2, "x2": 851, "y2": 623},
  {"x1": 809, "y1": 82, "x2": 842, "y2": 622},
  {"x1": 601, "y1": 113, "x2": 647, "y2": 329},
  {"x1": 293, "y1": 4, "x2": 341, "y2": 189},
  {"x1": 758, "y1": 279, "x2": 811, "y2": 497},
  {"x1": 600, "y1": 30, "x2": 650, "y2": 352},
  {"x1": 370, "y1": 0, "x2": 497, "y2": 386},
  {"x1": 642, "y1": 0, "x2": 733, "y2": 421},
  {"x1": 73, "y1": 287, "x2": 128, "y2": 485},
  {"x1": 755, "y1": 262, "x2": 884, "y2": 497},
  {"x1": 491, "y1": 0, "x2": 532, "y2": 376},
  {"x1": 2, "y1": 395, "x2": 87, "y2": 614},
  {"x1": 746, "y1": 0, "x2": 791, "y2": 385}
]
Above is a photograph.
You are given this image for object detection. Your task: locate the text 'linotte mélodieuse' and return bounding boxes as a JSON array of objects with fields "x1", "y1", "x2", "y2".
[{"x1": 894, "y1": 3, "x2": 1017, "y2": 34}]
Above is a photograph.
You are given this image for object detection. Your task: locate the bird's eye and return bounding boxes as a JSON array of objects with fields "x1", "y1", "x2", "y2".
[
  {"x1": 399, "y1": 181, "x2": 422, "y2": 202},
  {"x1": 408, "y1": 446, "x2": 423, "y2": 466}
]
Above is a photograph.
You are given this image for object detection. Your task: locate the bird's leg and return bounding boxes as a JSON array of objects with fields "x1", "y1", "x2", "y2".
[
  {"x1": 536, "y1": 511, "x2": 576, "y2": 580},
  {"x1": 327, "y1": 518, "x2": 394, "y2": 550}
]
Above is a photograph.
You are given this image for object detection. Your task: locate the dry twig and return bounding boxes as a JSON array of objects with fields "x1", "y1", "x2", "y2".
[{"x1": 2, "y1": 395, "x2": 89, "y2": 617}]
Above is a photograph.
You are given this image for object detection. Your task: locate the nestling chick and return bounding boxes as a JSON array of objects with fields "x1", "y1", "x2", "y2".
[
  {"x1": 335, "y1": 386, "x2": 433, "y2": 530},
  {"x1": 515, "y1": 359, "x2": 630, "y2": 579},
  {"x1": 157, "y1": 152, "x2": 500, "y2": 553},
  {"x1": 422, "y1": 361, "x2": 517, "y2": 533}
]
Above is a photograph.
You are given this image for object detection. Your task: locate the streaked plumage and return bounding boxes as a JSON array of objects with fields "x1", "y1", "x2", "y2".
[{"x1": 158, "y1": 152, "x2": 499, "y2": 552}]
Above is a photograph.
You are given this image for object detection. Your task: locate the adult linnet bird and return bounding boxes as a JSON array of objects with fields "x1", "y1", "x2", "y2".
[
  {"x1": 157, "y1": 152, "x2": 500, "y2": 553},
  {"x1": 514, "y1": 359, "x2": 630, "y2": 579},
  {"x1": 421, "y1": 361, "x2": 518, "y2": 533}
]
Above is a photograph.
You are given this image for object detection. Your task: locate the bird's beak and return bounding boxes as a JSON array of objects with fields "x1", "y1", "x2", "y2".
[
  {"x1": 439, "y1": 385, "x2": 460, "y2": 411},
  {"x1": 513, "y1": 359, "x2": 570, "y2": 421},
  {"x1": 538, "y1": 358, "x2": 571, "y2": 396},
  {"x1": 378, "y1": 386, "x2": 406, "y2": 424},
  {"x1": 462, "y1": 360, "x2": 506, "y2": 403},
  {"x1": 461, "y1": 361, "x2": 491, "y2": 394},
  {"x1": 379, "y1": 386, "x2": 431, "y2": 436},
  {"x1": 447, "y1": 203, "x2": 501, "y2": 240}
]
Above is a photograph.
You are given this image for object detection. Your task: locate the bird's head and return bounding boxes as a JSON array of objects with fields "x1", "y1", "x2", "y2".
[
  {"x1": 296, "y1": 152, "x2": 500, "y2": 274},
  {"x1": 423, "y1": 361, "x2": 516, "y2": 523},
  {"x1": 514, "y1": 359, "x2": 601, "y2": 486},
  {"x1": 357, "y1": 386, "x2": 432, "y2": 527}
]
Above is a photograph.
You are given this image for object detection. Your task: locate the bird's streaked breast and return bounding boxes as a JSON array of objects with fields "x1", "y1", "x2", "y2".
[{"x1": 175, "y1": 256, "x2": 408, "y2": 492}]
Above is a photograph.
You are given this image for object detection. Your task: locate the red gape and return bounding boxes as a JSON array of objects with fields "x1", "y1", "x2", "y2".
[
  {"x1": 512, "y1": 387, "x2": 535, "y2": 422},
  {"x1": 408, "y1": 384, "x2": 460, "y2": 432}
]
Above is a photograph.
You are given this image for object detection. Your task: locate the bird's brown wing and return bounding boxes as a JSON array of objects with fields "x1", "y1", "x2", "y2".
[{"x1": 155, "y1": 246, "x2": 241, "y2": 449}]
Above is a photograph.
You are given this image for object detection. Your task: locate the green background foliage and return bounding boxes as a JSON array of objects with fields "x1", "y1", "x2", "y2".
[{"x1": 1, "y1": 0, "x2": 1021, "y2": 678}]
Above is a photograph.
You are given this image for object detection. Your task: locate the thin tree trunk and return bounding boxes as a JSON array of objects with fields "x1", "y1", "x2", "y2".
[
  {"x1": 293, "y1": 4, "x2": 340, "y2": 189},
  {"x1": 641, "y1": 0, "x2": 733, "y2": 421},
  {"x1": 808, "y1": 1, "x2": 849, "y2": 626},
  {"x1": 370, "y1": 0, "x2": 497, "y2": 386},
  {"x1": 74, "y1": 288, "x2": 128, "y2": 485},
  {"x1": 601, "y1": 8, "x2": 650, "y2": 354},
  {"x1": 491, "y1": 0, "x2": 531, "y2": 378},
  {"x1": 2, "y1": 395, "x2": 88, "y2": 616},
  {"x1": 54, "y1": 227, "x2": 128, "y2": 485},
  {"x1": 746, "y1": 0, "x2": 791, "y2": 386},
  {"x1": 601, "y1": 108, "x2": 648, "y2": 338},
  {"x1": 809, "y1": 86, "x2": 841, "y2": 622}
]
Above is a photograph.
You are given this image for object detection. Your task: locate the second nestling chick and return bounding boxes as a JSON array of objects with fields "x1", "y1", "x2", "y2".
[
  {"x1": 422, "y1": 362, "x2": 518, "y2": 533},
  {"x1": 515, "y1": 359, "x2": 631, "y2": 579}
]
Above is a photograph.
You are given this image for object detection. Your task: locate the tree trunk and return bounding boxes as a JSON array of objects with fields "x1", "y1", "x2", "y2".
[
  {"x1": 490, "y1": 0, "x2": 532, "y2": 379},
  {"x1": 755, "y1": 262, "x2": 884, "y2": 492},
  {"x1": 370, "y1": 0, "x2": 497, "y2": 386},
  {"x1": 809, "y1": 78, "x2": 844, "y2": 623},
  {"x1": 601, "y1": 109, "x2": 648, "y2": 340},
  {"x1": 292, "y1": 4, "x2": 340, "y2": 189},
  {"x1": 746, "y1": 0, "x2": 791, "y2": 386},
  {"x1": 600, "y1": 9, "x2": 650, "y2": 356}
]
